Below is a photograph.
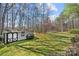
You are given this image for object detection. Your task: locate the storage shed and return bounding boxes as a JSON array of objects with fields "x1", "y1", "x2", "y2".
[{"x1": 2, "y1": 31, "x2": 27, "y2": 44}]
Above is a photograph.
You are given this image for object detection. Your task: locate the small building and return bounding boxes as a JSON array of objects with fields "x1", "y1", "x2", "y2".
[{"x1": 2, "y1": 31, "x2": 28, "y2": 44}]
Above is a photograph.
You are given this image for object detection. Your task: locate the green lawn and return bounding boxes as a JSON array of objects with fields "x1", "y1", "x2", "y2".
[{"x1": 0, "y1": 32, "x2": 74, "y2": 56}]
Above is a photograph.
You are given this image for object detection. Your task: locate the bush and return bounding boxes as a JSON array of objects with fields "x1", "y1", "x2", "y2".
[
  {"x1": 70, "y1": 29, "x2": 79, "y2": 34},
  {"x1": 26, "y1": 32, "x2": 34, "y2": 39}
]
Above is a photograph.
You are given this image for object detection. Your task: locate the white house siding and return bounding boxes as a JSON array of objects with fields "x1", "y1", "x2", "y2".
[{"x1": 18, "y1": 32, "x2": 26, "y2": 40}]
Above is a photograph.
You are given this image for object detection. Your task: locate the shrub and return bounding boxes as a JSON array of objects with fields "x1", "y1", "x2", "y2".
[
  {"x1": 26, "y1": 32, "x2": 34, "y2": 39},
  {"x1": 70, "y1": 29, "x2": 79, "y2": 34}
]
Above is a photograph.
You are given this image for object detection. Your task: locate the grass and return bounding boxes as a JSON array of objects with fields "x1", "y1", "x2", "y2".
[{"x1": 0, "y1": 32, "x2": 74, "y2": 56}]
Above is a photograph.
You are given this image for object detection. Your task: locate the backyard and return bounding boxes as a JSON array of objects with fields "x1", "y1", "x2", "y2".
[
  {"x1": 0, "y1": 32, "x2": 75, "y2": 56},
  {"x1": 0, "y1": 3, "x2": 79, "y2": 56}
]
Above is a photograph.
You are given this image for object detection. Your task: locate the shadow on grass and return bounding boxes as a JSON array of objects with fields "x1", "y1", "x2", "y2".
[
  {"x1": 16, "y1": 45, "x2": 61, "y2": 56},
  {"x1": 0, "y1": 48, "x2": 10, "y2": 55},
  {"x1": 6, "y1": 37, "x2": 39, "y2": 46}
]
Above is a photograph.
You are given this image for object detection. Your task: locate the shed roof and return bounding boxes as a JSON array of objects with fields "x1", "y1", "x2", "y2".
[{"x1": 2, "y1": 30, "x2": 26, "y2": 34}]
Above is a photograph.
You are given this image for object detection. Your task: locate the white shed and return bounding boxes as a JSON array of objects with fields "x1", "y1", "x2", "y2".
[{"x1": 2, "y1": 31, "x2": 27, "y2": 44}]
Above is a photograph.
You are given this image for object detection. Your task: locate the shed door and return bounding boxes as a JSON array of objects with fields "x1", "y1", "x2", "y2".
[
  {"x1": 8, "y1": 33, "x2": 12, "y2": 42},
  {"x1": 13, "y1": 33, "x2": 17, "y2": 41}
]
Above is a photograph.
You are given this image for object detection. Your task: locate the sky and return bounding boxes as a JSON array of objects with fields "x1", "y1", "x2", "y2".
[
  {"x1": 48, "y1": 3, "x2": 65, "y2": 21},
  {"x1": 16, "y1": 3, "x2": 65, "y2": 21}
]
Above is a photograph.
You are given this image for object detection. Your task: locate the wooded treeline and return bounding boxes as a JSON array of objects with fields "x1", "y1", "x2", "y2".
[
  {"x1": 0, "y1": 3, "x2": 54, "y2": 34},
  {"x1": 0, "y1": 3, "x2": 79, "y2": 34},
  {"x1": 56, "y1": 4, "x2": 79, "y2": 32}
]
